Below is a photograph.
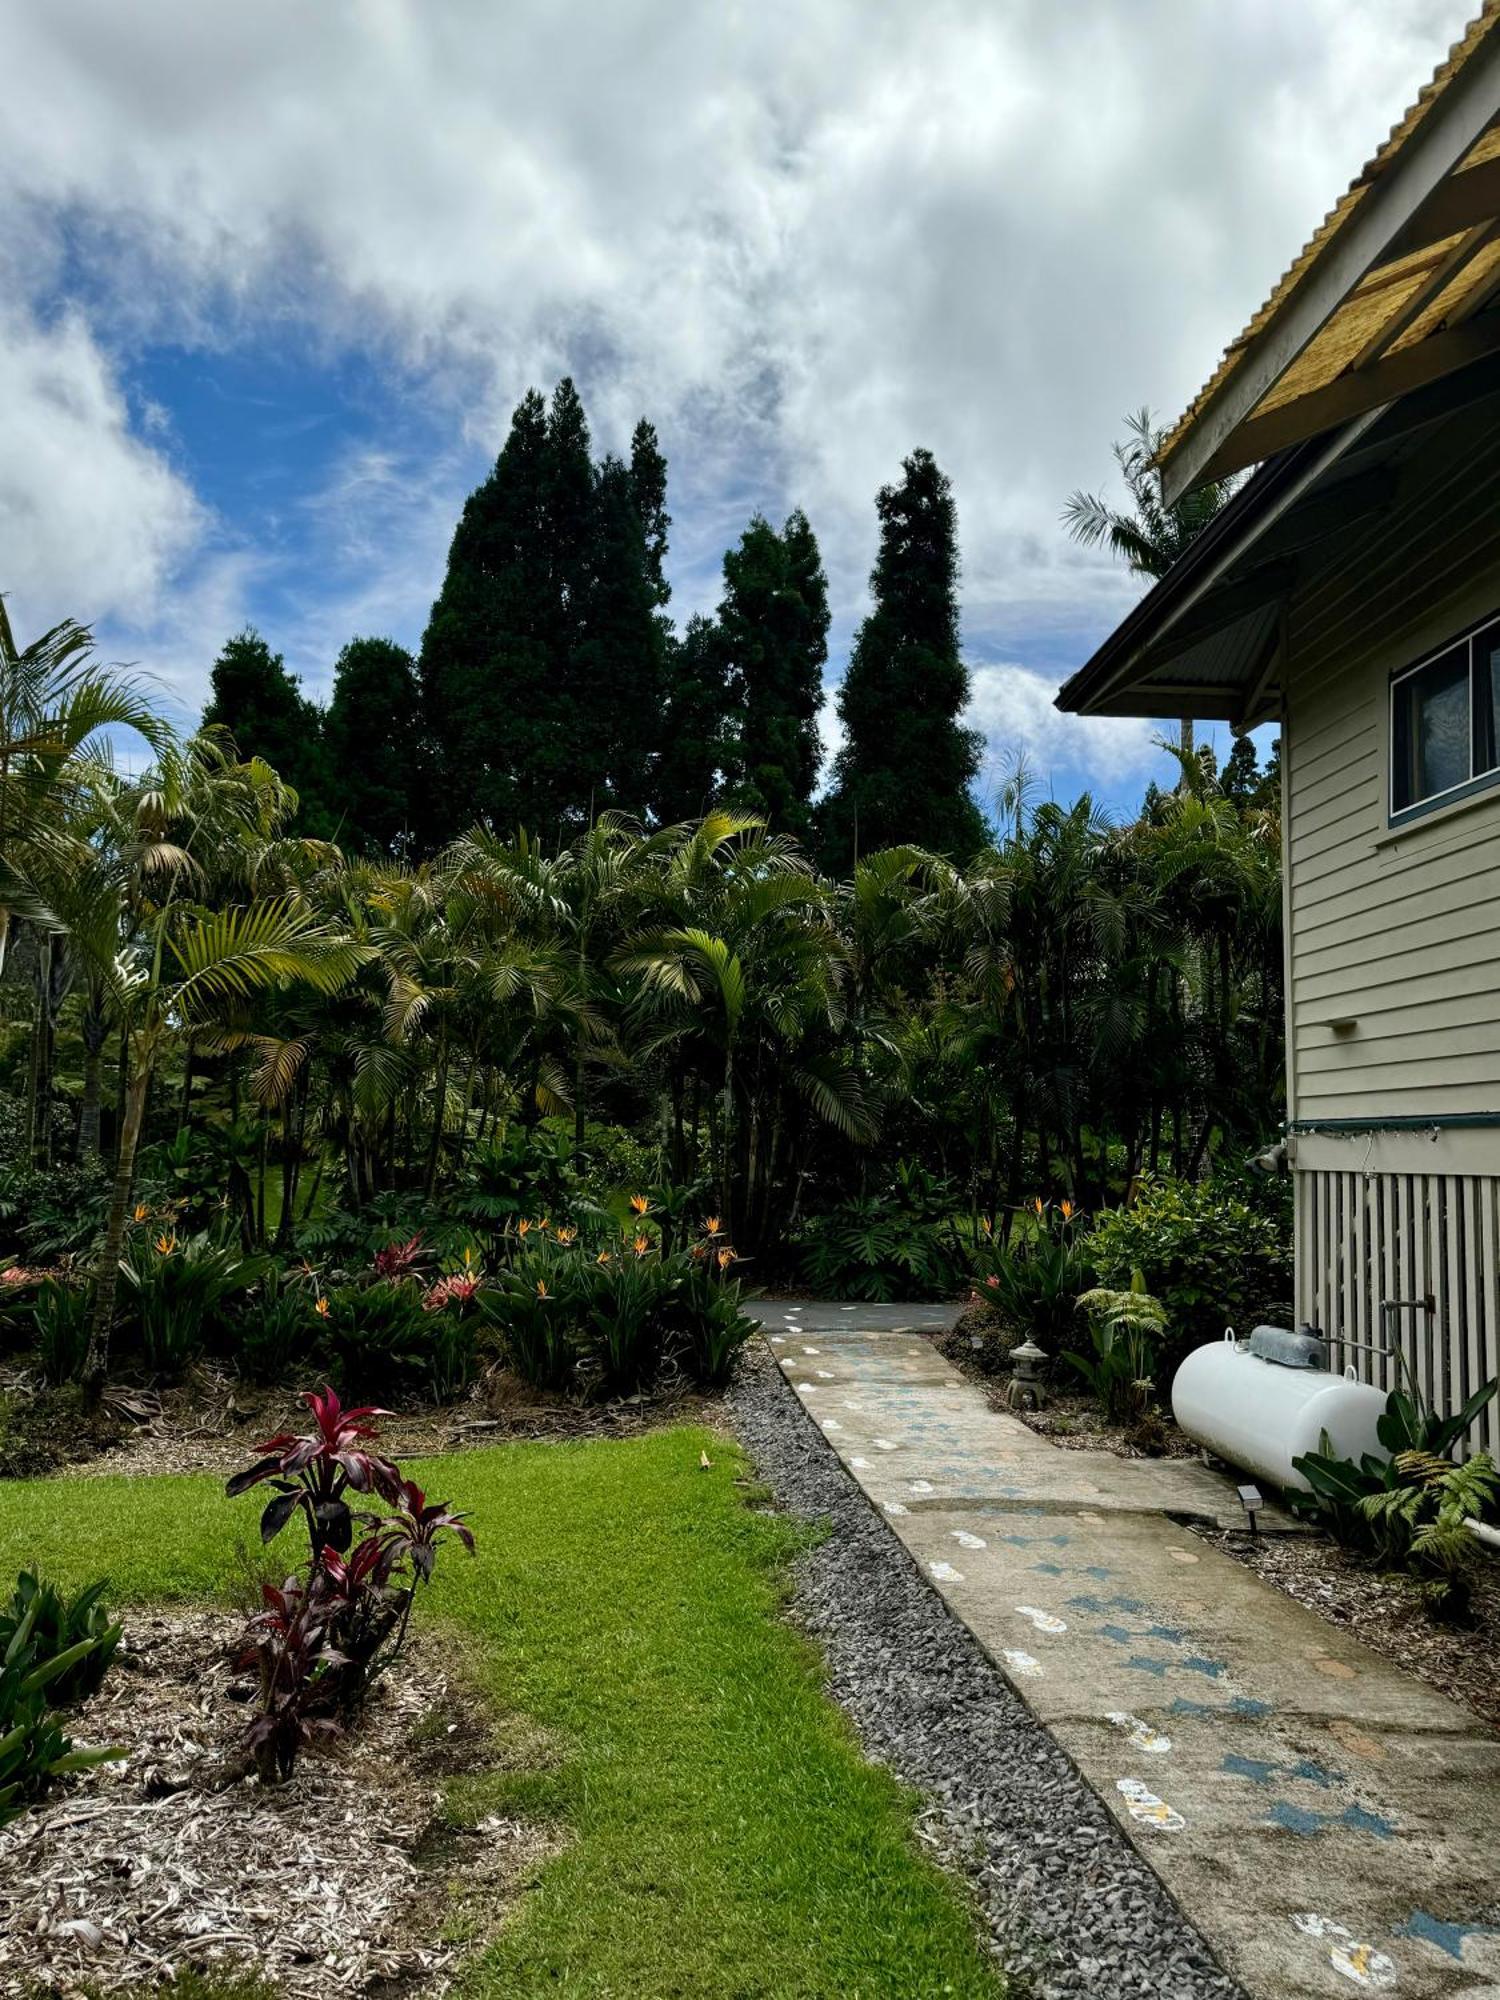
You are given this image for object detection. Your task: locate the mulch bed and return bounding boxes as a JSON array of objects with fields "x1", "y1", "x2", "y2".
[
  {"x1": 0, "y1": 1608, "x2": 558, "y2": 1997},
  {"x1": 0, "y1": 1357, "x2": 723, "y2": 1480}
]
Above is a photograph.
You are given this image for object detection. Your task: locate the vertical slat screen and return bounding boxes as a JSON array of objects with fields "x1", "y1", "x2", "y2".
[{"x1": 1294, "y1": 1166, "x2": 1500, "y2": 1458}]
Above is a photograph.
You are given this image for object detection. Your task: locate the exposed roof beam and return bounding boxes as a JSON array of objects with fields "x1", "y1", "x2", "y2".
[
  {"x1": 1185, "y1": 312, "x2": 1500, "y2": 491},
  {"x1": 1349, "y1": 219, "x2": 1499, "y2": 371},
  {"x1": 1146, "y1": 562, "x2": 1295, "y2": 658},
  {"x1": 1380, "y1": 148, "x2": 1500, "y2": 262},
  {"x1": 1159, "y1": 36, "x2": 1500, "y2": 506},
  {"x1": 1082, "y1": 685, "x2": 1245, "y2": 722}
]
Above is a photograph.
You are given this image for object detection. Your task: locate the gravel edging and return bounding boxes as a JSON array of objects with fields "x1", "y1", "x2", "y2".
[{"x1": 727, "y1": 1341, "x2": 1247, "y2": 2000}]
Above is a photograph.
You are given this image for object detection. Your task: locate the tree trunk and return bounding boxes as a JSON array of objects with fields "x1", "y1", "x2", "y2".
[
  {"x1": 78, "y1": 1033, "x2": 106, "y2": 1161},
  {"x1": 425, "y1": 1041, "x2": 451, "y2": 1199},
  {"x1": 85, "y1": 1053, "x2": 151, "y2": 1388},
  {"x1": 177, "y1": 1037, "x2": 196, "y2": 1137}
]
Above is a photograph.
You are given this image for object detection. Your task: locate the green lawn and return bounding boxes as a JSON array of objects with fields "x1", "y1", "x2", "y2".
[{"x1": 0, "y1": 1429, "x2": 1004, "y2": 1999}]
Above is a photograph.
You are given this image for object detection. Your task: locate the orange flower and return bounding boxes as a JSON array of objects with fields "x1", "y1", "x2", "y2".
[
  {"x1": 1060, "y1": 1198, "x2": 1075, "y2": 1221},
  {"x1": 314, "y1": 1295, "x2": 330, "y2": 1318},
  {"x1": 690, "y1": 1243, "x2": 707, "y2": 1258},
  {"x1": 629, "y1": 1194, "x2": 650, "y2": 1215},
  {"x1": 1032, "y1": 1196, "x2": 1045, "y2": 1217},
  {"x1": 536, "y1": 1279, "x2": 550, "y2": 1299},
  {"x1": 154, "y1": 1232, "x2": 177, "y2": 1257},
  {"x1": 133, "y1": 1203, "x2": 150, "y2": 1223},
  {"x1": 554, "y1": 1225, "x2": 577, "y2": 1245},
  {"x1": 596, "y1": 1249, "x2": 612, "y2": 1266},
  {"x1": 704, "y1": 1216, "x2": 721, "y2": 1236},
  {"x1": 517, "y1": 1219, "x2": 531, "y2": 1238},
  {"x1": 716, "y1": 1246, "x2": 734, "y2": 1270},
  {"x1": 538, "y1": 1218, "x2": 550, "y2": 1233},
  {"x1": 632, "y1": 1234, "x2": 649, "y2": 1257}
]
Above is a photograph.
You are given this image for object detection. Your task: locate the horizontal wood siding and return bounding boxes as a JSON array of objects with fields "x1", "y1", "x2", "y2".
[{"x1": 1285, "y1": 410, "x2": 1500, "y2": 1124}]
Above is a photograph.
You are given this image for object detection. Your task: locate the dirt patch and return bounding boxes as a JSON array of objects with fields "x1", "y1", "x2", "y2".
[
  {"x1": 1192, "y1": 1521, "x2": 1500, "y2": 1733},
  {"x1": 930, "y1": 1325, "x2": 1198, "y2": 1461},
  {"x1": 0, "y1": 1357, "x2": 723, "y2": 1480},
  {"x1": 0, "y1": 1609, "x2": 561, "y2": 1996}
]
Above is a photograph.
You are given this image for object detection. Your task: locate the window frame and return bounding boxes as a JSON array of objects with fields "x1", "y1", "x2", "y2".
[{"x1": 1388, "y1": 612, "x2": 1500, "y2": 828}]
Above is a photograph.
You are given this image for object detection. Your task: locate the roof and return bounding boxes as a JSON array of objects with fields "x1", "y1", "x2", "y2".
[{"x1": 1156, "y1": 3, "x2": 1500, "y2": 505}]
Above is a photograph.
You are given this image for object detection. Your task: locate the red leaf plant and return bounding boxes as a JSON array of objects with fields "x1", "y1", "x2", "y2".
[
  {"x1": 372, "y1": 1233, "x2": 425, "y2": 1280},
  {"x1": 225, "y1": 1384, "x2": 398, "y2": 1558},
  {"x1": 226, "y1": 1389, "x2": 475, "y2": 1782}
]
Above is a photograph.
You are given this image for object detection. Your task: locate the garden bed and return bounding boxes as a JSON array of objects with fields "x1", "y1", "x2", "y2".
[
  {"x1": 0, "y1": 1608, "x2": 554, "y2": 1997},
  {"x1": 0, "y1": 1355, "x2": 722, "y2": 1481}
]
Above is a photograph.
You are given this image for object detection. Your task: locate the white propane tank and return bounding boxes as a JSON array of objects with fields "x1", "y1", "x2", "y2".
[{"x1": 1171, "y1": 1331, "x2": 1389, "y2": 1493}]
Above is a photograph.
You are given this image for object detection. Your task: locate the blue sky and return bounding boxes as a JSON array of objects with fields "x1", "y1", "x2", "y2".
[{"x1": 0, "y1": 0, "x2": 1476, "y2": 818}]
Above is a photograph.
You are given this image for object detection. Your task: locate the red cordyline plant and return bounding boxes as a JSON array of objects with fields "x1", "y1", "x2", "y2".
[
  {"x1": 227, "y1": 1385, "x2": 398, "y2": 1556},
  {"x1": 226, "y1": 1388, "x2": 475, "y2": 1782}
]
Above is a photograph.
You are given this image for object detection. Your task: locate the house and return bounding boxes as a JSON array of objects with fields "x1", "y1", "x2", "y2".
[{"x1": 1057, "y1": 4, "x2": 1500, "y2": 1452}]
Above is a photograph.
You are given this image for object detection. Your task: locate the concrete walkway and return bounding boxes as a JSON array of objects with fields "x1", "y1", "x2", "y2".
[{"x1": 753, "y1": 1304, "x2": 1500, "y2": 2000}]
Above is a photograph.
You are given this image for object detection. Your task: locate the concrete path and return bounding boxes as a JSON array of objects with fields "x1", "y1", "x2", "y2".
[{"x1": 753, "y1": 1303, "x2": 1500, "y2": 2000}]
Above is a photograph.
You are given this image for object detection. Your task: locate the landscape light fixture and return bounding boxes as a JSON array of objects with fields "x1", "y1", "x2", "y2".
[{"x1": 1237, "y1": 1483, "x2": 1263, "y2": 1532}]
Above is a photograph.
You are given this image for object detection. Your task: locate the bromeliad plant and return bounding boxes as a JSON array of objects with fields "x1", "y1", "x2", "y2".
[{"x1": 227, "y1": 1386, "x2": 475, "y2": 1781}]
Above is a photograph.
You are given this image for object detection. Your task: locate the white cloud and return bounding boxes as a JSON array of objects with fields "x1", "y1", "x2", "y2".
[
  {"x1": 965, "y1": 660, "x2": 1161, "y2": 802},
  {"x1": 0, "y1": 0, "x2": 1479, "y2": 784}
]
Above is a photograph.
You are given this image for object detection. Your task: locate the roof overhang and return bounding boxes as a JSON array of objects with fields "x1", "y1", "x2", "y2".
[{"x1": 1158, "y1": 5, "x2": 1500, "y2": 506}]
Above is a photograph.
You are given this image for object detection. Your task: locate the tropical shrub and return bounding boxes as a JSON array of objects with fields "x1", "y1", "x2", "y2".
[
  {"x1": 1085, "y1": 1171, "x2": 1292, "y2": 1374},
  {"x1": 971, "y1": 1201, "x2": 1094, "y2": 1351},
  {"x1": 667, "y1": 1249, "x2": 757, "y2": 1387},
  {"x1": 119, "y1": 1228, "x2": 273, "y2": 1377},
  {"x1": 801, "y1": 1170, "x2": 963, "y2": 1302},
  {"x1": 1066, "y1": 1273, "x2": 1168, "y2": 1423},
  {"x1": 0, "y1": 1576, "x2": 124, "y2": 1825},
  {"x1": 236, "y1": 1274, "x2": 321, "y2": 1385},
  {"x1": 227, "y1": 1387, "x2": 474, "y2": 1780},
  {"x1": 574, "y1": 1246, "x2": 676, "y2": 1394},
  {"x1": 315, "y1": 1281, "x2": 431, "y2": 1400},
  {"x1": 0, "y1": 1159, "x2": 112, "y2": 1262},
  {"x1": 1293, "y1": 1378, "x2": 1499, "y2": 1617},
  {"x1": 33, "y1": 1278, "x2": 93, "y2": 1386},
  {"x1": 483, "y1": 1249, "x2": 582, "y2": 1392},
  {"x1": 0, "y1": 1572, "x2": 121, "y2": 1706},
  {"x1": 450, "y1": 1124, "x2": 578, "y2": 1234}
]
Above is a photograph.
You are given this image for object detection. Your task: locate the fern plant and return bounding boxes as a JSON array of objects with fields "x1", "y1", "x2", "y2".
[{"x1": 1066, "y1": 1272, "x2": 1168, "y2": 1422}]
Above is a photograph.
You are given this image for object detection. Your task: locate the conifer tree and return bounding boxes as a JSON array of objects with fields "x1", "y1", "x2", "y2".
[
  {"x1": 573, "y1": 455, "x2": 666, "y2": 818},
  {"x1": 324, "y1": 637, "x2": 426, "y2": 855},
  {"x1": 654, "y1": 615, "x2": 730, "y2": 823},
  {"x1": 719, "y1": 510, "x2": 829, "y2": 841},
  {"x1": 820, "y1": 450, "x2": 986, "y2": 870},
  {"x1": 202, "y1": 628, "x2": 334, "y2": 836},
  {"x1": 629, "y1": 419, "x2": 671, "y2": 609},
  {"x1": 419, "y1": 389, "x2": 553, "y2": 837}
]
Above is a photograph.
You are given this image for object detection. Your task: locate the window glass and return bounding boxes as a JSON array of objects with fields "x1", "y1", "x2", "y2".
[
  {"x1": 1393, "y1": 646, "x2": 1469, "y2": 813},
  {"x1": 1476, "y1": 622, "x2": 1500, "y2": 779}
]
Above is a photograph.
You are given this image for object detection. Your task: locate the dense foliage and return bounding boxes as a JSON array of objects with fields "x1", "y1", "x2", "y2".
[{"x1": 0, "y1": 1568, "x2": 122, "y2": 1824}]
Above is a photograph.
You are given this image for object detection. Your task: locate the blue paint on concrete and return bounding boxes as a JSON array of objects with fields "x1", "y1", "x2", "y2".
[
  {"x1": 1097, "y1": 1623, "x2": 1132, "y2": 1644},
  {"x1": 1181, "y1": 1655, "x2": 1228, "y2": 1680},
  {"x1": 1229, "y1": 1696, "x2": 1274, "y2": 1719},
  {"x1": 1147, "y1": 1623, "x2": 1187, "y2": 1644},
  {"x1": 1290, "y1": 1759, "x2": 1342, "y2": 1790},
  {"x1": 1127, "y1": 1655, "x2": 1170, "y2": 1677},
  {"x1": 1223, "y1": 1754, "x2": 1279, "y2": 1785},
  {"x1": 1268, "y1": 1800, "x2": 1398, "y2": 1840},
  {"x1": 1269, "y1": 1801, "x2": 1325, "y2": 1836},
  {"x1": 1081, "y1": 1564, "x2": 1115, "y2": 1580},
  {"x1": 1170, "y1": 1698, "x2": 1214, "y2": 1718},
  {"x1": 1066, "y1": 1594, "x2": 1109, "y2": 1613},
  {"x1": 1342, "y1": 1804, "x2": 1397, "y2": 1839},
  {"x1": 1395, "y1": 1911, "x2": 1500, "y2": 1961},
  {"x1": 1032, "y1": 1561, "x2": 1065, "y2": 1576}
]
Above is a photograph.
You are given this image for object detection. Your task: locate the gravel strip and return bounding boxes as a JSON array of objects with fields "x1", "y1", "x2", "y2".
[{"x1": 728, "y1": 1341, "x2": 1246, "y2": 2000}]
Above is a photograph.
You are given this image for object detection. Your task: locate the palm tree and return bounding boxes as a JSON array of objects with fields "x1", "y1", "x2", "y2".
[
  {"x1": 0, "y1": 602, "x2": 164, "y2": 979},
  {"x1": 1062, "y1": 409, "x2": 1240, "y2": 759}
]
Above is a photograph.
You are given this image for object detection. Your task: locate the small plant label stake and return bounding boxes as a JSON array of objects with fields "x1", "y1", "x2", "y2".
[
  {"x1": 1292, "y1": 1916, "x2": 1397, "y2": 1990},
  {"x1": 1117, "y1": 1778, "x2": 1184, "y2": 1832},
  {"x1": 1015, "y1": 1605, "x2": 1066, "y2": 1635},
  {"x1": 1105, "y1": 1711, "x2": 1172, "y2": 1754}
]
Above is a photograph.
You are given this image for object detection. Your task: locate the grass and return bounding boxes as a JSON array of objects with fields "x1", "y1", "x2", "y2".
[{"x1": 0, "y1": 1428, "x2": 1005, "y2": 1999}]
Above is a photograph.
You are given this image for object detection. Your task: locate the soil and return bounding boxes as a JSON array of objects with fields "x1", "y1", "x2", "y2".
[
  {"x1": 0, "y1": 1609, "x2": 560, "y2": 1997},
  {"x1": 1193, "y1": 1520, "x2": 1500, "y2": 1734},
  {"x1": 0, "y1": 1354, "x2": 724, "y2": 1480}
]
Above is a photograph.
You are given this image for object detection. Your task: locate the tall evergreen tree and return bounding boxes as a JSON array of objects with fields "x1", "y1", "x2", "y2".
[
  {"x1": 719, "y1": 510, "x2": 829, "y2": 842},
  {"x1": 324, "y1": 636, "x2": 426, "y2": 855},
  {"x1": 420, "y1": 379, "x2": 668, "y2": 838},
  {"x1": 820, "y1": 450, "x2": 986, "y2": 870},
  {"x1": 202, "y1": 628, "x2": 334, "y2": 836},
  {"x1": 653, "y1": 614, "x2": 730, "y2": 824},
  {"x1": 629, "y1": 419, "x2": 671, "y2": 609}
]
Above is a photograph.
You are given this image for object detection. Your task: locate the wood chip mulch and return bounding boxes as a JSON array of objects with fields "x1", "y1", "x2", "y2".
[{"x1": 0, "y1": 1609, "x2": 559, "y2": 1996}]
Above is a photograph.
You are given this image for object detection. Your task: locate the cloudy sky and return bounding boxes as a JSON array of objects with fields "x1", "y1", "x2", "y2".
[{"x1": 0, "y1": 0, "x2": 1478, "y2": 815}]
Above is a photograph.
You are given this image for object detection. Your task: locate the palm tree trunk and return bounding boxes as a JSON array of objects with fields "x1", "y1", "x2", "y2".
[
  {"x1": 425, "y1": 1039, "x2": 451, "y2": 1198},
  {"x1": 85, "y1": 1049, "x2": 151, "y2": 1387},
  {"x1": 78, "y1": 1030, "x2": 106, "y2": 1161}
]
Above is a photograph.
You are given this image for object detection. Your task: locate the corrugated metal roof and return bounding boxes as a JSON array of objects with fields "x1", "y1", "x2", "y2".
[{"x1": 1157, "y1": 3, "x2": 1500, "y2": 492}]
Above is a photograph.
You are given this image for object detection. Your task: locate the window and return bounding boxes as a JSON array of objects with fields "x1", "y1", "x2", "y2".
[{"x1": 1390, "y1": 617, "x2": 1500, "y2": 822}]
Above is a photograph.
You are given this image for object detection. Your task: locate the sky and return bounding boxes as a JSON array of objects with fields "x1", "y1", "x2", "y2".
[{"x1": 0, "y1": 0, "x2": 1480, "y2": 817}]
